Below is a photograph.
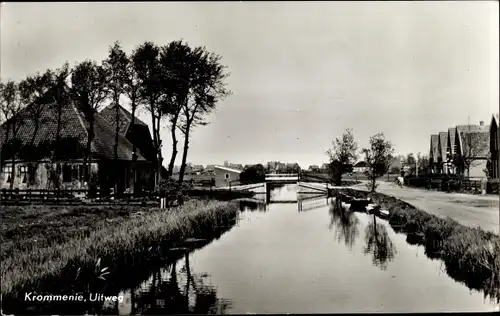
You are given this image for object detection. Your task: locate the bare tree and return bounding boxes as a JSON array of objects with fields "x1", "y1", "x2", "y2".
[
  {"x1": 71, "y1": 60, "x2": 109, "y2": 184},
  {"x1": 455, "y1": 128, "x2": 489, "y2": 178},
  {"x1": 0, "y1": 80, "x2": 25, "y2": 189},
  {"x1": 326, "y1": 128, "x2": 358, "y2": 185},
  {"x1": 362, "y1": 133, "x2": 394, "y2": 192},
  {"x1": 177, "y1": 46, "x2": 231, "y2": 183},
  {"x1": 132, "y1": 42, "x2": 164, "y2": 187},
  {"x1": 103, "y1": 41, "x2": 129, "y2": 195}
]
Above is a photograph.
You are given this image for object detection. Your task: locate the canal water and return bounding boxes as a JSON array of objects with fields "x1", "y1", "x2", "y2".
[{"x1": 99, "y1": 184, "x2": 498, "y2": 314}]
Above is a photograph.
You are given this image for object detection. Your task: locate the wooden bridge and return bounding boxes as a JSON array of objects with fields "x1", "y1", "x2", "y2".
[{"x1": 265, "y1": 173, "x2": 300, "y2": 183}]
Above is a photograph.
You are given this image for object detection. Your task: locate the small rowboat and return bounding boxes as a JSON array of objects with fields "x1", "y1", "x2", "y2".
[{"x1": 378, "y1": 209, "x2": 390, "y2": 218}]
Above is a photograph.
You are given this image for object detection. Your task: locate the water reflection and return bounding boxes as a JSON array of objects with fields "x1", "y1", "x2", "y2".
[
  {"x1": 238, "y1": 199, "x2": 267, "y2": 212},
  {"x1": 363, "y1": 215, "x2": 397, "y2": 270},
  {"x1": 297, "y1": 194, "x2": 330, "y2": 212},
  {"x1": 102, "y1": 253, "x2": 231, "y2": 315},
  {"x1": 328, "y1": 199, "x2": 360, "y2": 250},
  {"x1": 329, "y1": 198, "x2": 397, "y2": 269}
]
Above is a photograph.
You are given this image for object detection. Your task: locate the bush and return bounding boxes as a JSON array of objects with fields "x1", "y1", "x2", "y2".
[{"x1": 487, "y1": 179, "x2": 499, "y2": 194}]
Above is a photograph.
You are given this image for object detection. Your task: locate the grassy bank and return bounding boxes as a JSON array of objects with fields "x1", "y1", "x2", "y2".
[
  {"x1": 332, "y1": 188, "x2": 500, "y2": 303},
  {"x1": 1, "y1": 200, "x2": 239, "y2": 297}
]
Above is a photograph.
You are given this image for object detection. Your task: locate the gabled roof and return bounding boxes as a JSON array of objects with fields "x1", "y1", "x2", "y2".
[
  {"x1": 490, "y1": 114, "x2": 499, "y2": 129},
  {"x1": 0, "y1": 86, "x2": 147, "y2": 161},
  {"x1": 430, "y1": 134, "x2": 439, "y2": 159},
  {"x1": 99, "y1": 103, "x2": 148, "y2": 136},
  {"x1": 438, "y1": 132, "x2": 448, "y2": 159},
  {"x1": 214, "y1": 165, "x2": 242, "y2": 174},
  {"x1": 447, "y1": 127, "x2": 456, "y2": 153}
]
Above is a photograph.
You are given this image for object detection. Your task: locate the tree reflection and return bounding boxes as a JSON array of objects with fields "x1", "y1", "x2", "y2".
[
  {"x1": 329, "y1": 198, "x2": 360, "y2": 250},
  {"x1": 239, "y1": 200, "x2": 267, "y2": 212},
  {"x1": 363, "y1": 214, "x2": 397, "y2": 270},
  {"x1": 123, "y1": 254, "x2": 231, "y2": 315}
]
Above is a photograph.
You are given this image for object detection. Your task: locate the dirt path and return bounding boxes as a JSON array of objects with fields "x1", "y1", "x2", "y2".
[{"x1": 349, "y1": 181, "x2": 499, "y2": 235}]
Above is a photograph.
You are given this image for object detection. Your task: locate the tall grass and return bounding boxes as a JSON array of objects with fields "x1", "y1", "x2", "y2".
[
  {"x1": 332, "y1": 188, "x2": 500, "y2": 303},
  {"x1": 1, "y1": 200, "x2": 238, "y2": 297}
]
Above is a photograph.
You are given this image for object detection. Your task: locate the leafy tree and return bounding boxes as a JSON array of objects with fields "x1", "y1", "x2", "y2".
[
  {"x1": 177, "y1": 46, "x2": 231, "y2": 183},
  {"x1": 45, "y1": 63, "x2": 71, "y2": 189},
  {"x1": 18, "y1": 70, "x2": 53, "y2": 149},
  {"x1": 362, "y1": 133, "x2": 394, "y2": 192},
  {"x1": 239, "y1": 164, "x2": 266, "y2": 184},
  {"x1": 158, "y1": 40, "x2": 193, "y2": 178},
  {"x1": 417, "y1": 153, "x2": 430, "y2": 175},
  {"x1": 132, "y1": 42, "x2": 164, "y2": 186},
  {"x1": 390, "y1": 166, "x2": 401, "y2": 175},
  {"x1": 326, "y1": 128, "x2": 358, "y2": 185},
  {"x1": 71, "y1": 60, "x2": 109, "y2": 183},
  {"x1": 0, "y1": 80, "x2": 26, "y2": 189},
  {"x1": 123, "y1": 48, "x2": 142, "y2": 193},
  {"x1": 103, "y1": 41, "x2": 129, "y2": 194}
]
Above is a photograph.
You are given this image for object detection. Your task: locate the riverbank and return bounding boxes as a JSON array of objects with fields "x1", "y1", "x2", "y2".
[
  {"x1": 332, "y1": 188, "x2": 500, "y2": 303},
  {"x1": 0, "y1": 199, "x2": 239, "y2": 298}
]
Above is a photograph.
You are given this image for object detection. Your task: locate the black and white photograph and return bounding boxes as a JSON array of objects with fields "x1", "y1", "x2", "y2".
[{"x1": 0, "y1": 1, "x2": 499, "y2": 314}]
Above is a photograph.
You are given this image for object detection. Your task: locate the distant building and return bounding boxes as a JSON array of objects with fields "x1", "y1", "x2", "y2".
[
  {"x1": 213, "y1": 165, "x2": 242, "y2": 187},
  {"x1": 308, "y1": 165, "x2": 320, "y2": 172},
  {"x1": 353, "y1": 161, "x2": 368, "y2": 173},
  {"x1": 229, "y1": 163, "x2": 244, "y2": 170},
  {"x1": 490, "y1": 114, "x2": 500, "y2": 179}
]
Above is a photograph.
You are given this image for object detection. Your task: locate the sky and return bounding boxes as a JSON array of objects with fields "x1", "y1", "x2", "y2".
[{"x1": 1, "y1": 1, "x2": 498, "y2": 168}]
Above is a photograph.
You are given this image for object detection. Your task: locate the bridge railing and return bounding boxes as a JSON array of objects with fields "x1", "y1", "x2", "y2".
[{"x1": 265, "y1": 173, "x2": 299, "y2": 179}]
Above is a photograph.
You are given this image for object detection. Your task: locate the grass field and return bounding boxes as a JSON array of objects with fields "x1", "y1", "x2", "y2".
[
  {"x1": 332, "y1": 188, "x2": 500, "y2": 303},
  {"x1": 0, "y1": 200, "x2": 239, "y2": 297}
]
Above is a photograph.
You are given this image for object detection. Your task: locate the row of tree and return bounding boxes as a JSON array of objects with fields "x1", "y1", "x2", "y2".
[
  {"x1": 326, "y1": 129, "x2": 395, "y2": 192},
  {"x1": 0, "y1": 40, "x2": 231, "y2": 192}
]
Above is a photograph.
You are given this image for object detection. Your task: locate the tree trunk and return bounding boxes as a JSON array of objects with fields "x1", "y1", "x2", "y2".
[
  {"x1": 155, "y1": 111, "x2": 163, "y2": 184},
  {"x1": 114, "y1": 96, "x2": 120, "y2": 196},
  {"x1": 8, "y1": 121, "x2": 16, "y2": 190},
  {"x1": 131, "y1": 99, "x2": 137, "y2": 194},
  {"x1": 150, "y1": 109, "x2": 159, "y2": 187},
  {"x1": 84, "y1": 117, "x2": 95, "y2": 184},
  {"x1": 167, "y1": 110, "x2": 181, "y2": 178},
  {"x1": 178, "y1": 124, "x2": 191, "y2": 184}
]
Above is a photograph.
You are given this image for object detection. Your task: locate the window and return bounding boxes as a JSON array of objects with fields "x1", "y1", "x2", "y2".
[
  {"x1": 62, "y1": 164, "x2": 72, "y2": 183},
  {"x1": 19, "y1": 165, "x2": 28, "y2": 184},
  {"x1": 3, "y1": 166, "x2": 13, "y2": 183},
  {"x1": 225, "y1": 173, "x2": 230, "y2": 180}
]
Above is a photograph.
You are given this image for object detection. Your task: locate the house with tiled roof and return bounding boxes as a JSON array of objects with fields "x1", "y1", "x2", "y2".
[
  {"x1": 453, "y1": 121, "x2": 490, "y2": 179},
  {"x1": 429, "y1": 134, "x2": 439, "y2": 173},
  {"x1": 489, "y1": 114, "x2": 500, "y2": 179},
  {"x1": 0, "y1": 86, "x2": 155, "y2": 192}
]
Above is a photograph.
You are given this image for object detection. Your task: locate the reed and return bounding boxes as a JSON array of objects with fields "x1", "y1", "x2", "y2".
[
  {"x1": 332, "y1": 188, "x2": 500, "y2": 303},
  {"x1": 0, "y1": 200, "x2": 239, "y2": 297}
]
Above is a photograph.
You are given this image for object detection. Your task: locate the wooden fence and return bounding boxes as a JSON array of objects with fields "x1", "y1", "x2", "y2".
[{"x1": 0, "y1": 188, "x2": 159, "y2": 206}]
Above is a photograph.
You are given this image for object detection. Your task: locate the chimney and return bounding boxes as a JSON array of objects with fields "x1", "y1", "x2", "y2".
[{"x1": 480, "y1": 121, "x2": 484, "y2": 127}]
